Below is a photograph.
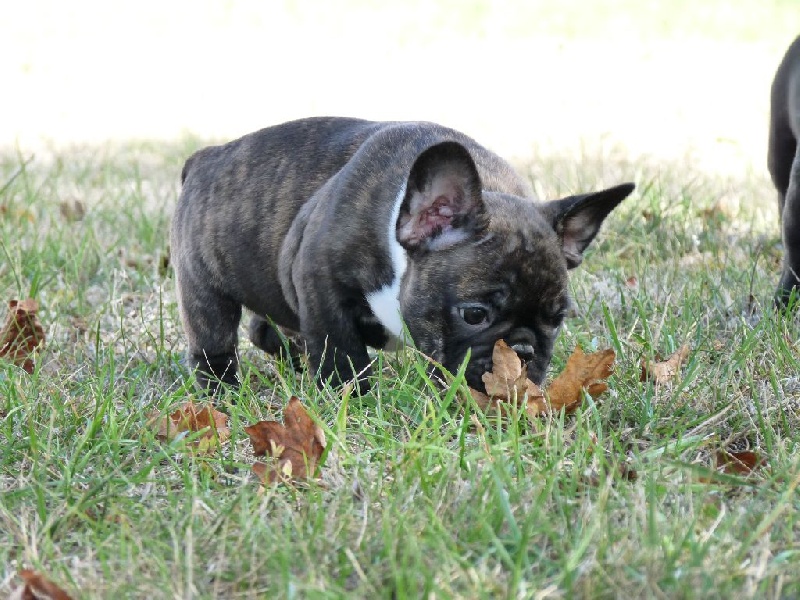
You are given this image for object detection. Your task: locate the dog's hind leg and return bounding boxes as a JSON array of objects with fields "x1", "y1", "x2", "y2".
[{"x1": 174, "y1": 266, "x2": 242, "y2": 392}]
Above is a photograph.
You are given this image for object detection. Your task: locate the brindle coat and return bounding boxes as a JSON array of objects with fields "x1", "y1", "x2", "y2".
[{"x1": 172, "y1": 117, "x2": 633, "y2": 392}]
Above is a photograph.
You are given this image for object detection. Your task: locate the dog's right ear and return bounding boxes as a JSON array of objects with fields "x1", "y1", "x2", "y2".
[{"x1": 397, "y1": 142, "x2": 487, "y2": 252}]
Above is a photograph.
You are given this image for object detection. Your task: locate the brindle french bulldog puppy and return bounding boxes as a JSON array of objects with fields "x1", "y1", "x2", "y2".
[
  {"x1": 171, "y1": 117, "x2": 634, "y2": 393},
  {"x1": 769, "y1": 35, "x2": 800, "y2": 305}
]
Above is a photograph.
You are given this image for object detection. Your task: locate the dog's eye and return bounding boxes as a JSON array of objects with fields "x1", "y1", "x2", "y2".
[{"x1": 459, "y1": 306, "x2": 489, "y2": 326}]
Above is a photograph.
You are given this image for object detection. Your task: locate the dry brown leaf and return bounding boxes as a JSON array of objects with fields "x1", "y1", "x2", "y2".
[
  {"x1": 11, "y1": 570, "x2": 73, "y2": 600},
  {"x1": 544, "y1": 346, "x2": 616, "y2": 415},
  {"x1": 640, "y1": 344, "x2": 690, "y2": 384},
  {"x1": 714, "y1": 449, "x2": 764, "y2": 475},
  {"x1": 58, "y1": 199, "x2": 85, "y2": 222},
  {"x1": 470, "y1": 340, "x2": 545, "y2": 420},
  {"x1": 481, "y1": 339, "x2": 527, "y2": 396},
  {"x1": 470, "y1": 340, "x2": 615, "y2": 420},
  {"x1": 149, "y1": 401, "x2": 230, "y2": 454},
  {"x1": 0, "y1": 299, "x2": 45, "y2": 374},
  {"x1": 245, "y1": 396, "x2": 326, "y2": 485}
]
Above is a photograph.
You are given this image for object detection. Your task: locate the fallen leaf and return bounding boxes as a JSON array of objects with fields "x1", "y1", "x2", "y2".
[
  {"x1": 470, "y1": 340, "x2": 615, "y2": 420},
  {"x1": 715, "y1": 449, "x2": 764, "y2": 475},
  {"x1": 618, "y1": 463, "x2": 639, "y2": 482},
  {"x1": 58, "y1": 199, "x2": 85, "y2": 222},
  {"x1": 482, "y1": 340, "x2": 544, "y2": 402},
  {"x1": 640, "y1": 344, "x2": 690, "y2": 384},
  {"x1": 544, "y1": 346, "x2": 616, "y2": 414},
  {"x1": 469, "y1": 340, "x2": 545, "y2": 419},
  {"x1": 245, "y1": 396, "x2": 326, "y2": 484},
  {"x1": 11, "y1": 570, "x2": 73, "y2": 600},
  {"x1": 149, "y1": 401, "x2": 230, "y2": 454},
  {"x1": 0, "y1": 299, "x2": 45, "y2": 374}
]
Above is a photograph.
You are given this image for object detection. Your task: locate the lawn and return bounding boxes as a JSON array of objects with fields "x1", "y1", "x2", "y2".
[{"x1": 2, "y1": 2, "x2": 800, "y2": 598}]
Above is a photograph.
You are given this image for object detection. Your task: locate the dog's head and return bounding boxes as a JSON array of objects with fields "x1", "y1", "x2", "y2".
[{"x1": 396, "y1": 141, "x2": 634, "y2": 390}]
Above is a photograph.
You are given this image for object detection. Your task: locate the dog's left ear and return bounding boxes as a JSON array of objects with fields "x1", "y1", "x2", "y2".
[
  {"x1": 397, "y1": 141, "x2": 487, "y2": 252},
  {"x1": 542, "y1": 183, "x2": 635, "y2": 268}
]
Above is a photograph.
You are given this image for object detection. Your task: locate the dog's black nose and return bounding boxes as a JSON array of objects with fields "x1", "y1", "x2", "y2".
[{"x1": 511, "y1": 343, "x2": 535, "y2": 363}]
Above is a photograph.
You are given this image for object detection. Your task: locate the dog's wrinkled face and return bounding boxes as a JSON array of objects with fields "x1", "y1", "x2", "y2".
[
  {"x1": 393, "y1": 141, "x2": 634, "y2": 391},
  {"x1": 400, "y1": 194, "x2": 571, "y2": 390}
]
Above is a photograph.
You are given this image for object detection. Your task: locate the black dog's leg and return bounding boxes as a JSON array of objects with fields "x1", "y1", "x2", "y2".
[
  {"x1": 295, "y1": 298, "x2": 372, "y2": 394},
  {"x1": 778, "y1": 146, "x2": 800, "y2": 305},
  {"x1": 768, "y1": 101, "x2": 796, "y2": 218},
  {"x1": 769, "y1": 36, "x2": 800, "y2": 305}
]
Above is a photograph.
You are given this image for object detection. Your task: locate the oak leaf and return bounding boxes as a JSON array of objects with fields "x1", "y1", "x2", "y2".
[
  {"x1": 470, "y1": 340, "x2": 615, "y2": 419},
  {"x1": 0, "y1": 299, "x2": 45, "y2": 374},
  {"x1": 470, "y1": 340, "x2": 545, "y2": 419},
  {"x1": 543, "y1": 345, "x2": 616, "y2": 414},
  {"x1": 640, "y1": 344, "x2": 690, "y2": 384},
  {"x1": 150, "y1": 401, "x2": 230, "y2": 454},
  {"x1": 245, "y1": 396, "x2": 326, "y2": 485},
  {"x1": 10, "y1": 569, "x2": 73, "y2": 600}
]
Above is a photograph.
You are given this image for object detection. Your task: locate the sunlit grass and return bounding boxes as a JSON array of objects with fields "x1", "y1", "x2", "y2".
[{"x1": 1, "y1": 128, "x2": 799, "y2": 598}]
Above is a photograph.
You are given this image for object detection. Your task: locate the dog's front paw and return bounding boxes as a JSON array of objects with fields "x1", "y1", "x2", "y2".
[
  {"x1": 312, "y1": 346, "x2": 373, "y2": 394},
  {"x1": 325, "y1": 361, "x2": 373, "y2": 395},
  {"x1": 188, "y1": 352, "x2": 239, "y2": 395}
]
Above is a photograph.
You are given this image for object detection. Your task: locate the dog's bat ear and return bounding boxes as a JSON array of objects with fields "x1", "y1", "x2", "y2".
[
  {"x1": 543, "y1": 183, "x2": 635, "y2": 268},
  {"x1": 396, "y1": 141, "x2": 487, "y2": 251}
]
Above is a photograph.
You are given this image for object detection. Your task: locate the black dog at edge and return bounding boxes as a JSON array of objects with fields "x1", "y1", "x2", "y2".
[{"x1": 769, "y1": 34, "x2": 800, "y2": 305}]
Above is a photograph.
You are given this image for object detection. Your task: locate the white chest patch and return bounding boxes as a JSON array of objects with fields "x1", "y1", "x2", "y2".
[{"x1": 366, "y1": 184, "x2": 408, "y2": 339}]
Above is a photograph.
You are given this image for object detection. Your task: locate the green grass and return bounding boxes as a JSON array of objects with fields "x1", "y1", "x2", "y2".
[
  {"x1": 1, "y1": 4, "x2": 799, "y2": 591},
  {"x1": 2, "y1": 134, "x2": 800, "y2": 599}
]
